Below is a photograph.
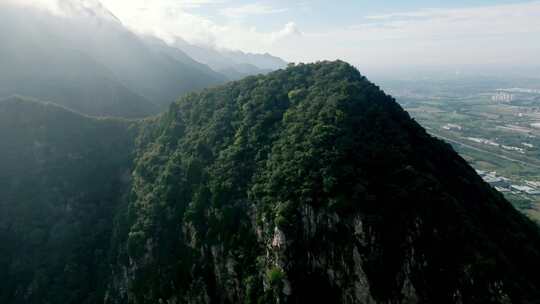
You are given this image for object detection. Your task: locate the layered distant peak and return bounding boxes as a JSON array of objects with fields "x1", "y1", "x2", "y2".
[
  {"x1": 0, "y1": 2, "x2": 227, "y2": 118},
  {"x1": 220, "y1": 49, "x2": 288, "y2": 70},
  {"x1": 171, "y1": 36, "x2": 288, "y2": 80}
]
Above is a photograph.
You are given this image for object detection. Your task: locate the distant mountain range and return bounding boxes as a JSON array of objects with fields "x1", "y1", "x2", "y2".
[
  {"x1": 0, "y1": 1, "x2": 287, "y2": 118},
  {"x1": 171, "y1": 37, "x2": 288, "y2": 80}
]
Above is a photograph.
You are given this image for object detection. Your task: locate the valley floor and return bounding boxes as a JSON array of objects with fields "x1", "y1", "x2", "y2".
[{"x1": 392, "y1": 83, "x2": 540, "y2": 222}]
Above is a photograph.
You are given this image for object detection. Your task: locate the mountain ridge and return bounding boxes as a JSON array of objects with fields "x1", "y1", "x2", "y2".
[
  {"x1": 1, "y1": 62, "x2": 540, "y2": 303},
  {"x1": 109, "y1": 61, "x2": 540, "y2": 303},
  {"x1": 0, "y1": 3, "x2": 157, "y2": 117},
  {"x1": 171, "y1": 37, "x2": 288, "y2": 80},
  {"x1": 0, "y1": 96, "x2": 140, "y2": 303},
  {"x1": 0, "y1": 2, "x2": 286, "y2": 118}
]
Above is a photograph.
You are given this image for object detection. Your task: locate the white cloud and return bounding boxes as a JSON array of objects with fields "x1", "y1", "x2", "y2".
[
  {"x1": 97, "y1": 0, "x2": 298, "y2": 53},
  {"x1": 220, "y1": 3, "x2": 287, "y2": 19},
  {"x1": 269, "y1": 22, "x2": 302, "y2": 42},
  {"x1": 4, "y1": 0, "x2": 539, "y2": 68},
  {"x1": 97, "y1": 0, "x2": 221, "y2": 45},
  {"x1": 272, "y1": 1, "x2": 540, "y2": 68},
  {"x1": 360, "y1": 2, "x2": 540, "y2": 39},
  {"x1": 94, "y1": 0, "x2": 540, "y2": 67},
  {"x1": 2, "y1": 0, "x2": 62, "y2": 14}
]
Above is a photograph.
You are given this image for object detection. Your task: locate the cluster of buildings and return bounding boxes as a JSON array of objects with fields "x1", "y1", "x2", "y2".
[
  {"x1": 466, "y1": 137, "x2": 499, "y2": 147},
  {"x1": 498, "y1": 88, "x2": 540, "y2": 94},
  {"x1": 501, "y1": 145, "x2": 525, "y2": 154},
  {"x1": 491, "y1": 92, "x2": 514, "y2": 102},
  {"x1": 476, "y1": 170, "x2": 540, "y2": 195},
  {"x1": 441, "y1": 123, "x2": 462, "y2": 131},
  {"x1": 496, "y1": 124, "x2": 534, "y2": 135},
  {"x1": 466, "y1": 137, "x2": 526, "y2": 154}
]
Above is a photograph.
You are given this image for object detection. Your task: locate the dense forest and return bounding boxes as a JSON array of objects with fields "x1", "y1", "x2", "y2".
[
  {"x1": 1, "y1": 62, "x2": 540, "y2": 303},
  {"x1": 0, "y1": 96, "x2": 142, "y2": 303}
]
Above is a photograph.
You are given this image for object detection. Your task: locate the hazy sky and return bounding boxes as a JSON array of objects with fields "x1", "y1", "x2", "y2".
[{"x1": 10, "y1": 0, "x2": 540, "y2": 70}]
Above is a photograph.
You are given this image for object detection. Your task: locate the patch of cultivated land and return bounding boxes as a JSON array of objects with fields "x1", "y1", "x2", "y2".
[{"x1": 396, "y1": 85, "x2": 540, "y2": 221}]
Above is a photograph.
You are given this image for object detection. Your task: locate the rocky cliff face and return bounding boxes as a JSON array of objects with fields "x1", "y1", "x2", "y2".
[{"x1": 105, "y1": 61, "x2": 540, "y2": 304}]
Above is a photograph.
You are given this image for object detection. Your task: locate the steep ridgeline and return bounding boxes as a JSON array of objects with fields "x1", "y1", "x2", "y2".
[
  {"x1": 0, "y1": 97, "x2": 142, "y2": 303},
  {"x1": 107, "y1": 62, "x2": 540, "y2": 303},
  {"x1": 0, "y1": 3, "x2": 227, "y2": 118}
]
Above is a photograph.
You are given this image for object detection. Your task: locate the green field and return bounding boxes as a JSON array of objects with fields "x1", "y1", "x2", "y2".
[{"x1": 390, "y1": 82, "x2": 540, "y2": 222}]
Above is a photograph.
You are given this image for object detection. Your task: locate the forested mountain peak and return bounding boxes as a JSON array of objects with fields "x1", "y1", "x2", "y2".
[
  {"x1": 2, "y1": 62, "x2": 540, "y2": 303},
  {"x1": 110, "y1": 61, "x2": 540, "y2": 303}
]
